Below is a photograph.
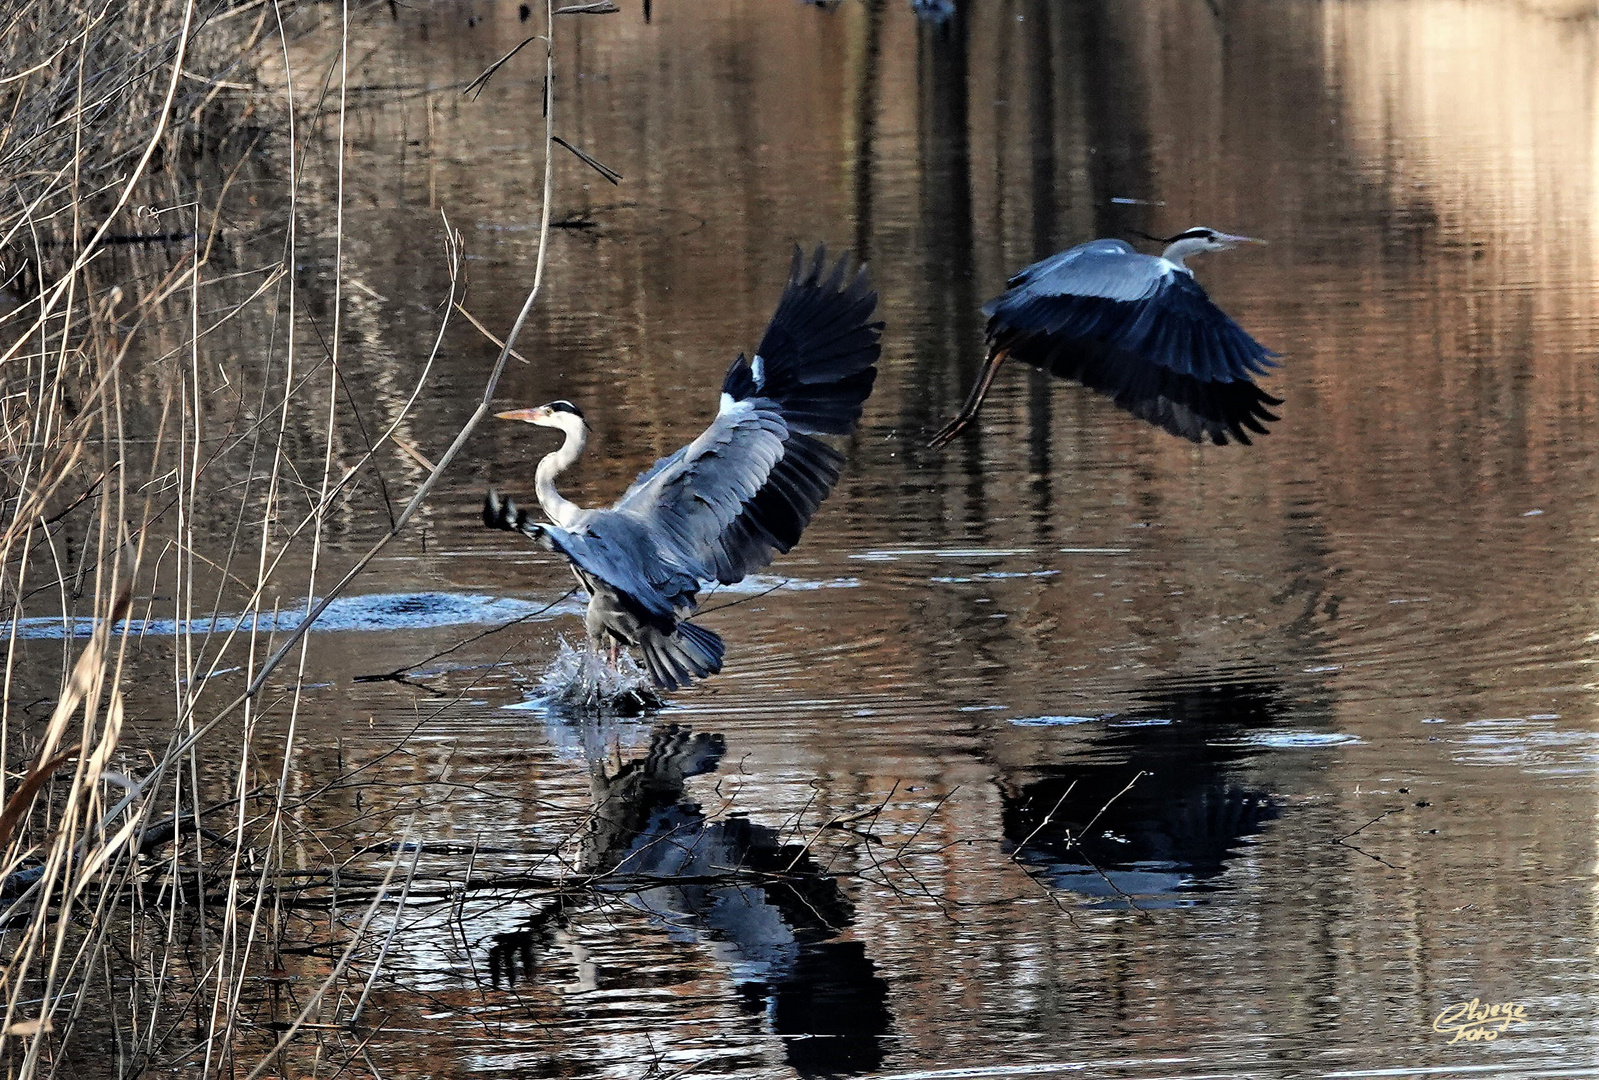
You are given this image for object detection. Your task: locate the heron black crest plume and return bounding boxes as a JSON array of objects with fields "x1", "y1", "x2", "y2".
[
  {"x1": 1131, "y1": 228, "x2": 1217, "y2": 245},
  {"x1": 486, "y1": 244, "x2": 881, "y2": 693}
]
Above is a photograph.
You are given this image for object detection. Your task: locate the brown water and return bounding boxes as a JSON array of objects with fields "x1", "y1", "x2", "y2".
[{"x1": 25, "y1": 0, "x2": 1599, "y2": 1076}]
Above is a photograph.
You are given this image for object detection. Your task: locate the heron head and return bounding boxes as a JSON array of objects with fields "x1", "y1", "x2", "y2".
[
  {"x1": 1141, "y1": 227, "x2": 1265, "y2": 270},
  {"x1": 1164, "y1": 227, "x2": 1265, "y2": 253},
  {"x1": 495, "y1": 399, "x2": 588, "y2": 429}
]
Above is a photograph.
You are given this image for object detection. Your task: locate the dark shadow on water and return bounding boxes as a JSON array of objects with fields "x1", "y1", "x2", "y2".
[
  {"x1": 486, "y1": 722, "x2": 892, "y2": 1076},
  {"x1": 999, "y1": 673, "x2": 1294, "y2": 907}
]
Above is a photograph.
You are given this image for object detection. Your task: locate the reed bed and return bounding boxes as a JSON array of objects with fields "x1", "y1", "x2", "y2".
[{"x1": 0, "y1": 0, "x2": 569, "y2": 1073}]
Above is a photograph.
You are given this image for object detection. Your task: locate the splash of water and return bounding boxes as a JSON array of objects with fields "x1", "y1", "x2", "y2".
[{"x1": 535, "y1": 638, "x2": 662, "y2": 715}]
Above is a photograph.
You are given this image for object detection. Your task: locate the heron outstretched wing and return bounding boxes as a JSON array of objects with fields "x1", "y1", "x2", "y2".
[
  {"x1": 987, "y1": 239, "x2": 1277, "y2": 384},
  {"x1": 612, "y1": 246, "x2": 881, "y2": 586}
]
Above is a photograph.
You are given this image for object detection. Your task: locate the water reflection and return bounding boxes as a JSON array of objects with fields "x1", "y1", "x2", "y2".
[
  {"x1": 910, "y1": 0, "x2": 954, "y2": 27},
  {"x1": 486, "y1": 722, "x2": 892, "y2": 1076},
  {"x1": 999, "y1": 674, "x2": 1290, "y2": 905}
]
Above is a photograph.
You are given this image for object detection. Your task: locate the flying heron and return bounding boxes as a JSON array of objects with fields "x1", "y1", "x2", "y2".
[
  {"x1": 485, "y1": 246, "x2": 881, "y2": 691},
  {"x1": 928, "y1": 228, "x2": 1280, "y2": 448}
]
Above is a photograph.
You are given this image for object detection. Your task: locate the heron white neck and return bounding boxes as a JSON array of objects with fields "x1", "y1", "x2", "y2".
[
  {"x1": 1160, "y1": 237, "x2": 1207, "y2": 271},
  {"x1": 535, "y1": 416, "x2": 587, "y2": 528}
]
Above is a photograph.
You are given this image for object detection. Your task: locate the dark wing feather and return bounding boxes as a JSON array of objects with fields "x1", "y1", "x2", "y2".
[
  {"x1": 613, "y1": 246, "x2": 880, "y2": 586},
  {"x1": 1010, "y1": 334, "x2": 1281, "y2": 445},
  {"x1": 739, "y1": 244, "x2": 883, "y2": 435}
]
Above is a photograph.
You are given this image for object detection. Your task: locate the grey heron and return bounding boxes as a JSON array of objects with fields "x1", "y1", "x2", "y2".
[
  {"x1": 485, "y1": 246, "x2": 881, "y2": 691},
  {"x1": 928, "y1": 227, "x2": 1280, "y2": 448}
]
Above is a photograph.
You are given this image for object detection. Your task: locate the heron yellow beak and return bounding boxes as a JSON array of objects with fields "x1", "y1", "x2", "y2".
[{"x1": 495, "y1": 406, "x2": 547, "y2": 422}]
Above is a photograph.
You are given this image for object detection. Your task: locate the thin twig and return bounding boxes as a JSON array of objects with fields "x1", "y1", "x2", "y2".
[{"x1": 550, "y1": 135, "x2": 623, "y2": 185}]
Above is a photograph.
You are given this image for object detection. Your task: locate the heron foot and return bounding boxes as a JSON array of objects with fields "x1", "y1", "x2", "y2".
[
  {"x1": 928, "y1": 347, "x2": 1010, "y2": 449},
  {"x1": 927, "y1": 413, "x2": 972, "y2": 448}
]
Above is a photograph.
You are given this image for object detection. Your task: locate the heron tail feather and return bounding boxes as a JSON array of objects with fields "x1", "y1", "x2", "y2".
[{"x1": 638, "y1": 621, "x2": 725, "y2": 690}]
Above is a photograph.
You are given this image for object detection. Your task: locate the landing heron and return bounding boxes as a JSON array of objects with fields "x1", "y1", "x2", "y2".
[
  {"x1": 928, "y1": 227, "x2": 1280, "y2": 448},
  {"x1": 485, "y1": 246, "x2": 881, "y2": 690}
]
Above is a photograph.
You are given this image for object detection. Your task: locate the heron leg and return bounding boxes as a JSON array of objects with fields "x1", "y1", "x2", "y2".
[
  {"x1": 608, "y1": 640, "x2": 619, "y2": 668},
  {"x1": 928, "y1": 347, "x2": 1011, "y2": 448}
]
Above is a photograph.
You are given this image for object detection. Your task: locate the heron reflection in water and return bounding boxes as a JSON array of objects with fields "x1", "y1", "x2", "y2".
[
  {"x1": 486, "y1": 246, "x2": 881, "y2": 691},
  {"x1": 930, "y1": 228, "x2": 1280, "y2": 448},
  {"x1": 486, "y1": 723, "x2": 892, "y2": 1076},
  {"x1": 999, "y1": 674, "x2": 1289, "y2": 905}
]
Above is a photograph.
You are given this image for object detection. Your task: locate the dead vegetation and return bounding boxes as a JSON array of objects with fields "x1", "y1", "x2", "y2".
[{"x1": 0, "y1": 0, "x2": 566, "y2": 1073}]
